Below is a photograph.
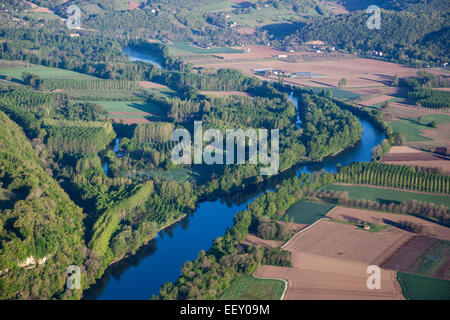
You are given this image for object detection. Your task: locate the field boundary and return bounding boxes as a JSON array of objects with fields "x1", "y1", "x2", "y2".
[
  {"x1": 252, "y1": 271, "x2": 288, "y2": 301},
  {"x1": 281, "y1": 219, "x2": 322, "y2": 250}
]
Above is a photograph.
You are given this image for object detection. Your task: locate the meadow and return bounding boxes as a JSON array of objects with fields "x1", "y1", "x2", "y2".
[
  {"x1": 218, "y1": 276, "x2": 285, "y2": 300},
  {"x1": 283, "y1": 200, "x2": 334, "y2": 224},
  {"x1": 397, "y1": 272, "x2": 450, "y2": 300},
  {"x1": 388, "y1": 115, "x2": 450, "y2": 142},
  {"x1": 0, "y1": 61, "x2": 98, "y2": 81},
  {"x1": 91, "y1": 100, "x2": 164, "y2": 115},
  {"x1": 324, "y1": 184, "x2": 450, "y2": 207}
]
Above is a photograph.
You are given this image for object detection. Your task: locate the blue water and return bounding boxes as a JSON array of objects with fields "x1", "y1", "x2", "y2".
[
  {"x1": 84, "y1": 71, "x2": 385, "y2": 300},
  {"x1": 122, "y1": 46, "x2": 162, "y2": 68}
]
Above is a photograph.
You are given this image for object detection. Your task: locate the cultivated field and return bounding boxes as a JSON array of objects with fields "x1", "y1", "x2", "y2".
[
  {"x1": 283, "y1": 220, "x2": 410, "y2": 264},
  {"x1": 168, "y1": 41, "x2": 244, "y2": 56},
  {"x1": 219, "y1": 276, "x2": 285, "y2": 300},
  {"x1": 92, "y1": 100, "x2": 163, "y2": 124},
  {"x1": 379, "y1": 236, "x2": 439, "y2": 272},
  {"x1": 382, "y1": 146, "x2": 450, "y2": 175},
  {"x1": 0, "y1": 60, "x2": 98, "y2": 81},
  {"x1": 325, "y1": 207, "x2": 450, "y2": 241},
  {"x1": 283, "y1": 200, "x2": 334, "y2": 224},
  {"x1": 195, "y1": 58, "x2": 423, "y2": 89},
  {"x1": 397, "y1": 272, "x2": 450, "y2": 300},
  {"x1": 388, "y1": 115, "x2": 450, "y2": 144},
  {"x1": 407, "y1": 240, "x2": 450, "y2": 280},
  {"x1": 255, "y1": 205, "x2": 450, "y2": 300}
]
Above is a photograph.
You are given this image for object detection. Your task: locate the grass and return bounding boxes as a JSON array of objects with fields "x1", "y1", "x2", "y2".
[
  {"x1": 388, "y1": 115, "x2": 450, "y2": 142},
  {"x1": 0, "y1": 61, "x2": 98, "y2": 81},
  {"x1": 326, "y1": 218, "x2": 390, "y2": 232},
  {"x1": 324, "y1": 184, "x2": 450, "y2": 208},
  {"x1": 306, "y1": 87, "x2": 361, "y2": 101},
  {"x1": 397, "y1": 272, "x2": 450, "y2": 300},
  {"x1": 168, "y1": 41, "x2": 244, "y2": 56},
  {"x1": 219, "y1": 276, "x2": 285, "y2": 300},
  {"x1": 229, "y1": 4, "x2": 316, "y2": 28},
  {"x1": 283, "y1": 200, "x2": 334, "y2": 224},
  {"x1": 91, "y1": 100, "x2": 164, "y2": 116},
  {"x1": 407, "y1": 240, "x2": 450, "y2": 279}
]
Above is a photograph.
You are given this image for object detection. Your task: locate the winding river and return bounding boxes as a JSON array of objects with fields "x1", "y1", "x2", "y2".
[{"x1": 83, "y1": 49, "x2": 385, "y2": 300}]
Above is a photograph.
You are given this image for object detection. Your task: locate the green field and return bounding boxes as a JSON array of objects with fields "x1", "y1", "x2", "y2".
[
  {"x1": 397, "y1": 272, "x2": 450, "y2": 300},
  {"x1": 324, "y1": 184, "x2": 450, "y2": 208},
  {"x1": 307, "y1": 87, "x2": 361, "y2": 101},
  {"x1": 283, "y1": 200, "x2": 334, "y2": 224},
  {"x1": 407, "y1": 240, "x2": 450, "y2": 279},
  {"x1": 0, "y1": 62, "x2": 98, "y2": 81},
  {"x1": 91, "y1": 100, "x2": 164, "y2": 116},
  {"x1": 388, "y1": 115, "x2": 450, "y2": 142},
  {"x1": 168, "y1": 41, "x2": 244, "y2": 56},
  {"x1": 229, "y1": 4, "x2": 316, "y2": 28},
  {"x1": 219, "y1": 276, "x2": 285, "y2": 300}
]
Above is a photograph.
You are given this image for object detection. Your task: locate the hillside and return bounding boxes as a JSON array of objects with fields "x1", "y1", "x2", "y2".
[
  {"x1": 283, "y1": 9, "x2": 449, "y2": 65},
  {"x1": 0, "y1": 110, "x2": 87, "y2": 299}
]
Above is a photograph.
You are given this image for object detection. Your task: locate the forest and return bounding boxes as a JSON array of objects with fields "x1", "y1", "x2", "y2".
[{"x1": 282, "y1": 9, "x2": 449, "y2": 66}]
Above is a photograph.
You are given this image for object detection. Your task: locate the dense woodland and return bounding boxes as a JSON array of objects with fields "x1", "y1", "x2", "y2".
[{"x1": 282, "y1": 8, "x2": 449, "y2": 66}]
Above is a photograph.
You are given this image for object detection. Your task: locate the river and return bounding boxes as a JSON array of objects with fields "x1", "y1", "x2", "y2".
[{"x1": 83, "y1": 49, "x2": 385, "y2": 300}]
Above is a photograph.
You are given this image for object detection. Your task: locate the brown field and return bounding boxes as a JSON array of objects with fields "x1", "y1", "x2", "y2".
[
  {"x1": 129, "y1": 0, "x2": 141, "y2": 10},
  {"x1": 214, "y1": 45, "x2": 289, "y2": 61},
  {"x1": 283, "y1": 220, "x2": 411, "y2": 264},
  {"x1": 255, "y1": 205, "x2": 450, "y2": 299},
  {"x1": 414, "y1": 122, "x2": 450, "y2": 150},
  {"x1": 237, "y1": 27, "x2": 256, "y2": 35},
  {"x1": 255, "y1": 219, "x2": 407, "y2": 299},
  {"x1": 242, "y1": 234, "x2": 284, "y2": 248},
  {"x1": 382, "y1": 146, "x2": 450, "y2": 174},
  {"x1": 255, "y1": 253, "x2": 403, "y2": 300},
  {"x1": 242, "y1": 223, "x2": 307, "y2": 248},
  {"x1": 319, "y1": 0, "x2": 350, "y2": 15},
  {"x1": 196, "y1": 58, "x2": 424, "y2": 89},
  {"x1": 139, "y1": 81, "x2": 170, "y2": 90},
  {"x1": 380, "y1": 236, "x2": 439, "y2": 271},
  {"x1": 326, "y1": 207, "x2": 450, "y2": 241}
]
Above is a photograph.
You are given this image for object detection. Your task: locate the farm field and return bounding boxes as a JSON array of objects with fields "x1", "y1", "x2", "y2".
[
  {"x1": 382, "y1": 146, "x2": 450, "y2": 175},
  {"x1": 284, "y1": 220, "x2": 410, "y2": 264},
  {"x1": 168, "y1": 41, "x2": 244, "y2": 56},
  {"x1": 324, "y1": 184, "x2": 450, "y2": 207},
  {"x1": 397, "y1": 272, "x2": 450, "y2": 300},
  {"x1": 91, "y1": 100, "x2": 164, "y2": 124},
  {"x1": 0, "y1": 60, "x2": 99, "y2": 81},
  {"x1": 283, "y1": 200, "x2": 334, "y2": 224},
  {"x1": 195, "y1": 58, "x2": 424, "y2": 89},
  {"x1": 407, "y1": 240, "x2": 450, "y2": 280},
  {"x1": 325, "y1": 207, "x2": 450, "y2": 241},
  {"x1": 218, "y1": 276, "x2": 285, "y2": 300},
  {"x1": 388, "y1": 115, "x2": 450, "y2": 143},
  {"x1": 255, "y1": 218, "x2": 407, "y2": 300}
]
